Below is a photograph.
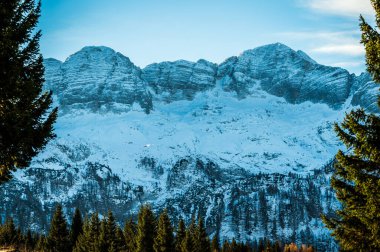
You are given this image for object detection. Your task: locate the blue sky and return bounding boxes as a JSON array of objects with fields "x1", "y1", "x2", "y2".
[{"x1": 39, "y1": 0, "x2": 375, "y2": 74}]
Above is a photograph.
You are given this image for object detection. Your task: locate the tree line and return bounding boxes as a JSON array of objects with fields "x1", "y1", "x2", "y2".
[{"x1": 0, "y1": 204, "x2": 315, "y2": 252}]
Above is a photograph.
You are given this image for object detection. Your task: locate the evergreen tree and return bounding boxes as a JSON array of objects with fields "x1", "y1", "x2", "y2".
[
  {"x1": 124, "y1": 218, "x2": 137, "y2": 252},
  {"x1": 98, "y1": 210, "x2": 119, "y2": 251},
  {"x1": 182, "y1": 216, "x2": 197, "y2": 252},
  {"x1": 322, "y1": 2, "x2": 380, "y2": 250},
  {"x1": 114, "y1": 226, "x2": 126, "y2": 252},
  {"x1": 99, "y1": 217, "x2": 108, "y2": 252},
  {"x1": 0, "y1": 217, "x2": 17, "y2": 246},
  {"x1": 230, "y1": 238, "x2": 238, "y2": 251},
  {"x1": 181, "y1": 217, "x2": 196, "y2": 252},
  {"x1": 273, "y1": 241, "x2": 281, "y2": 252},
  {"x1": 258, "y1": 238, "x2": 265, "y2": 252},
  {"x1": 0, "y1": 0, "x2": 58, "y2": 184},
  {"x1": 25, "y1": 229, "x2": 34, "y2": 251},
  {"x1": 70, "y1": 208, "x2": 83, "y2": 249},
  {"x1": 73, "y1": 216, "x2": 90, "y2": 252},
  {"x1": 15, "y1": 227, "x2": 22, "y2": 248},
  {"x1": 106, "y1": 210, "x2": 119, "y2": 251},
  {"x1": 136, "y1": 204, "x2": 156, "y2": 252},
  {"x1": 175, "y1": 218, "x2": 186, "y2": 252},
  {"x1": 36, "y1": 235, "x2": 47, "y2": 251},
  {"x1": 211, "y1": 234, "x2": 220, "y2": 252},
  {"x1": 73, "y1": 212, "x2": 101, "y2": 252},
  {"x1": 221, "y1": 240, "x2": 230, "y2": 252},
  {"x1": 194, "y1": 217, "x2": 210, "y2": 252},
  {"x1": 154, "y1": 209, "x2": 174, "y2": 252},
  {"x1": 47, "y1": 204, "x2": 70, "y2": 252}
]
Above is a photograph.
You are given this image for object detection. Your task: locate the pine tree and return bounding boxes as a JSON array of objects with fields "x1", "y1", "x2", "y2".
[
  {"x1": 230, "y1": 238, "x2": 238, "y2": 251},
  {"x1": 175, "y1": 218, "x2": 186, "y2": 252},
  {"x1": 99, "y1": 217, "x2": 109, "y2": 252},
  {"x1": 0, "y1": 217, "x2": 17, "y2": 247},
  {"x1": 181, "y1": 217, "x2": 196, "y2": 252},
  {"x1": 106, "y1": 210, "x2": 119, "y2": 251},
  {"x1": 154, "y1": 209, "x2": 174, "y2": 252},
  {"x1": 194, "y1": 217, "x2": 210, "y2": 252},
  {"x1": 73, "y1": 212, "x2": 101, "y2": 252},
  {"x1": 0, "y1": 0, "x2": 58, "y2": 184},
  {"x1": 114, "y1": 226, "x2": 126, "y2": 251},
  {"x1": 258, "y1": 239, "x2": 265, "y2": 252},
  {"x1": 136, "y1": 204, "x2": 156, "y2": 252},
  {"x1": 73, "y1": 216, "x2": 90, "y2": 252},
  {"x1": 211, "y1": 234, "x2": 220, "y2": 252},
  {"x1": 221, "y1": 240, "x2": 230, "y2": 252},
  {"x1": 124, "y1": 218, "x2": 137, "y2": 252},
  {"x1": 25, "y1": 229, "x2": 34, "y2": 251},
  {"x1": 47, "y1": 204, "x2": 70, "y2": 252},
  {"x1": 36, "y1": 235, "x2": 47, "y2": 251},
  {"x1": 96, "y1": 210, "x2": 118, "y2": 251},
  {"x1": 322, "y1": 1, "x2": 380, "y2": 250},
  {"x1": 70, "y1": 208, "x2": 83, "y2": 249},
  {"x1": 273, "y1": 241, "x2": 281, "y2": 252}
]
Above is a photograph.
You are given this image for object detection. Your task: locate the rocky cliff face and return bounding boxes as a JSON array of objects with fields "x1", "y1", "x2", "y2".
[
  {"x1": 217, "y1": 43, "x2": 355, "y2": 107},
  {"x1": 45, "y1": 46, "x2": 153, "y2": 113},
  {"x1": 45, "y1": 43, "x2": 377, "y2": 114},
  {"x1": 142, "y1": 59, "x2": 217, "y2": 102}
]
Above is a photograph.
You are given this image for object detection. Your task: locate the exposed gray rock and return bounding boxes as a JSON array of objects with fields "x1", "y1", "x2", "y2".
[
  {"x1": 43, "y1": 58, "x2": 63, "y2": 94},
  {"x1": 43, "y1": 44, "x2": 379, "y2": 112},
  {"x1": 45, "y1": 46, "x2": 153, "y2": 113},
  {"x1": 142, "y1": 59, "x2": 217, "y2": 102},
  {"x1": 349, "y1": 72, "x2": 372, "y2": 94},
  {"x1": 217, "y1": 43, "x2": 355, "y2": 107},
  {"x1": 351, "y1": 81, "x2": 379, "y2": 113}
]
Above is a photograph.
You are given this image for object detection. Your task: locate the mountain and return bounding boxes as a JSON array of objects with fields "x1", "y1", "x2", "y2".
[
  {"x1": 218, "y1": 43, "x2": 355, "y2": 107},
  {"x1": 44, "y1": 46, "x2": 153, "y2": 113},
  {"x1": 1, "y1": 43, "x2": 377, "y2": 251}
]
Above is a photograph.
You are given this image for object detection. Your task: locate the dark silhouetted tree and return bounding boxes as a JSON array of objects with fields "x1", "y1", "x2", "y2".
[
  {"x1": 124, "y1": 218, "x2": 137, "y2": 252},
  {"x1": 47, "y1": 204, "x2": 70, "y2": 252},
  {"x1": 154, "y1": 209, "x2": 174, "y2": 252},
  {"x1": 136, "y1": 204, "x2": 156, "y2": 252},
  {"x1": 0, "y1": 0, "x2": 58, "y2": 183},
  {"x1": 70, "y1": 208, "x2": 83, "y2": 249}
]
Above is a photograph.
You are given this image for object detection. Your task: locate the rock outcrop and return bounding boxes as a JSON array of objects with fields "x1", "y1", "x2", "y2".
[
  {"x1": 47, "y1": 46, "x2": 153, "y2": 113},
  {"x1": 142, "y1": 59, "x2": 217, "y2": 102},
  {"x1": 217, "y1": 43, "x2": 355, "y2": 107}
]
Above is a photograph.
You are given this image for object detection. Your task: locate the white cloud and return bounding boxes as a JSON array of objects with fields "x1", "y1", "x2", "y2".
[
  {"x1": 330, "y1": 61, "x2": 363, "y2": 68},
  {"x1": 311, "y1": 44, "x2": 365, "y2": 56},
  {"x1": 301, "y1": 0, "x2": 374, "y2": 17},
  {"x1": 279, "y1": 30, "x2": 360, "y2": 43}
]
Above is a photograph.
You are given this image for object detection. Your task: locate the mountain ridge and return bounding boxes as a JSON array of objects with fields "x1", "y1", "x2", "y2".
[{"x1": 44, "y1": 42, "x2": 376, "y2": 113}]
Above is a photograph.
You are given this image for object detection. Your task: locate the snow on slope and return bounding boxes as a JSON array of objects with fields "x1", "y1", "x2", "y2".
[{"x1": 30, "y1": 81, "x2": 346, "y2": 186}]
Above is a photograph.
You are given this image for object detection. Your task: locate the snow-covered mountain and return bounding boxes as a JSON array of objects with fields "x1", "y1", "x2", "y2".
[{"x1": 1, "y1": 43, "x2": 377, "y2": 250}]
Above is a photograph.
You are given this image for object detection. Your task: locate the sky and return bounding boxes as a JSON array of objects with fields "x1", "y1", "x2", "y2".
[{"x1": 39, "y1": 0, "x2": 376, "y2": 75}]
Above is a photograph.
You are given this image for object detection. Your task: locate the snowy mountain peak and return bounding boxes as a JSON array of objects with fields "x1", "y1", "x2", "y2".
[
  {"x1": 242, "y1": 42, "x2": 294, "y2": 55},
  {"x1": 44, "y1": 43, "x2": 377, "y2": 114},
  {"x1": 47, "y1": 46, "x2": 153, "y2": 114},
  {"x1": 64, "y1": 45, "x2": 133, "y2": 68},
  {"x1": 296, "y1": 50, "x2": 318, "y2": 64}
]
